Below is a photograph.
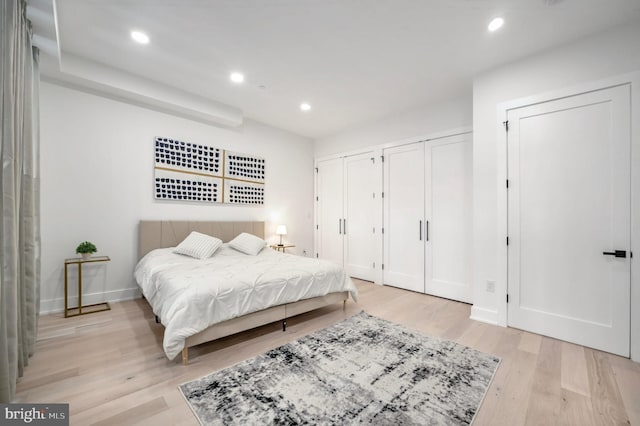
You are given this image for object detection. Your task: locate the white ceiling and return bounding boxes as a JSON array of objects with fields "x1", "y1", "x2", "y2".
[{"x1": 28, "y1": 0, "x2": 640, "y2": 139}]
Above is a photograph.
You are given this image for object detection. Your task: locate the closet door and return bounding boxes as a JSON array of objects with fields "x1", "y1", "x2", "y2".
[
  {"x1": 344, "y1": 152, "x2": 377, "y2": 281},
  {"x1": 316, "y1": 158, "x2": 344, "y2": 265},
  {"x1": 383, "y1": 143, "x2": 425, "y2": 292},
  {"x1": 424, "y1": 134, "x2": 473, "y2": 303}
]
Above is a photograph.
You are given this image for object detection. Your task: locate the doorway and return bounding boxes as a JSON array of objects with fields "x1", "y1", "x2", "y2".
[{"x1": 505, "y1": 84, "x2": 631, "y2": 357}]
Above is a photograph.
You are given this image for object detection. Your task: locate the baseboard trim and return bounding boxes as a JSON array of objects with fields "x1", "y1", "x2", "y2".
[
  {"x1": 39, "y1": 287, "x2": 141, "y2": 315},
  {"x1": 470, "y1": 306, "x2": 499, "y2": 325}
]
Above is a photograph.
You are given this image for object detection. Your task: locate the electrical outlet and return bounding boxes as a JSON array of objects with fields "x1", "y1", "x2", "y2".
[{"x1": 486, "y1": 280, "x2": 495, "y2": 293}]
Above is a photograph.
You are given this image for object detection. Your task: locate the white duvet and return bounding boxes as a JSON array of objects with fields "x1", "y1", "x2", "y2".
[{"x1": 134, "y1": 244, "x2": 358, "y2": 360}]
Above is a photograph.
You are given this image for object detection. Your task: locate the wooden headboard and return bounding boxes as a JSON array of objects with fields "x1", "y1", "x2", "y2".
[{"x1": 139, "y1": 221, "x2": 265, "y2": 259}]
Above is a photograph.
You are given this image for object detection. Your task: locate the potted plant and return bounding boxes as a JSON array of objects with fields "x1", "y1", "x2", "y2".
[{"x1": 76, "y1": 241, "x2": 97, "y2": 261}]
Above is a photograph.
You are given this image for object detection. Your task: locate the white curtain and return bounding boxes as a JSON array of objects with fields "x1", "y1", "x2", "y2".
[{"x1": 0, "y1": 0, "x2": 41, "y2": 403}]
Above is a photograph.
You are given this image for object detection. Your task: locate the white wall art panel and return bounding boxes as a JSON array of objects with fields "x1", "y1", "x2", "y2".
[
  {"x1": 154, "y1": 169, "x2": 222, "y2": 203},
  {"x1": 224, "y1": 150, "x2": 266, "y2": 183},
  {"x1": 154, "y1": 137, "x2": 265, "y2": 205},
  {"x1": 224, "y1": 180, "x2": 265, "y2": 205},
  {"x1": 155, "y1": 136, "x2": 222, "y2": 175}
]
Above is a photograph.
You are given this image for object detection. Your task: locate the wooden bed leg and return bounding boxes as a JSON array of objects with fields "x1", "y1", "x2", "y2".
[
  {"x1": 282, "y1": 319, "x2": 286, "y2": 332},
  {"x1": 182, "y1": 347, "x2": 188, "y2": 365},
  {"x1": 343, "y1": 300, "x2": 347, "y2": 311}
]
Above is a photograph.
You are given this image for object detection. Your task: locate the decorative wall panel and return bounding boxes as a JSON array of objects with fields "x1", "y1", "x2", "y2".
[
  {"x1": 154, "y1": 137, "x2": 264, "y2": 205},
  {"x1": 224, "y1": 151, "x2": 266, "y2": 183},
  {"x1": 224, "y1": 180, "x2": 265, "y2": 205}
]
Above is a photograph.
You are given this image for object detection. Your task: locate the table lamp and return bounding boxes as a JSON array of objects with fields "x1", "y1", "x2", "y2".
[{"x1": 276, "y1": 225, "x2": 287, "y2": 246}]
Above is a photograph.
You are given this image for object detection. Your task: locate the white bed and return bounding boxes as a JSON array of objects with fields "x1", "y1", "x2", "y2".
[{"x1": 135, "y1": 220, "x2": 358, "y2": 363}]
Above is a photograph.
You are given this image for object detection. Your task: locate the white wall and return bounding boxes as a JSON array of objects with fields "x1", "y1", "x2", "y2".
[
  {"x1": 39, "y1": 82, "x2": 314, "y2": 313},
  {"x1": 472, "y1": 19, "x2": 640, "y2": 358},
  {"x1": 314, "y1": 94, "x2": 472, "y2": 157}
]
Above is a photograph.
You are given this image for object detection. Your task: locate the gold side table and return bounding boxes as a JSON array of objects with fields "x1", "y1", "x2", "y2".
[
  {"x1": 270, "y1": 244, "x2": 295, "y2": 253},
  {"x1": 64, "y1": 256, "x2": 111, "y2": 318}
]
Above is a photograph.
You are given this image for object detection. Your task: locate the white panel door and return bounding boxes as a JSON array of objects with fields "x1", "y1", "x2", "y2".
[
  {"x1": 425, "y1": 134, "x2": 473, "y2": 303},
  {"x1": 507, "y1": 85, "x2": 631, "y2": 356},
  {"x1": 383, "y1": 143, "x2": 425, "y2": 292},
  {"x1": 344, "y1": 152, "x2": 377, "y2": 281},
  {"x1": 316, "y1": 158, "x2": 344, "y2": 266}
]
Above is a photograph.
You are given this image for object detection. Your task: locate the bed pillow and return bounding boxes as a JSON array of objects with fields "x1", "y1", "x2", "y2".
[
  {"x1": 228, "y1": 232, "x2": 267, "y2": 255},
  {"x1": 173, "y1": 231, "x2": 223, "y2": 259}
]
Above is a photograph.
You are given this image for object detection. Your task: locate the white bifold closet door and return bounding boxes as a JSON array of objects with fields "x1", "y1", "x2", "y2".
[
  {"x1": 343, "y1": 153, "x2": 378, "y2": 281},
  {"x1": 383, "y1": 143, "x2": 425, "y2": 293},
  {"x1": 425, "y1": 134, "x2": 473, "y2": 303},
  {"x1": 507, "y1": 84, "x2": 631, "y2": 357},
  {"x1": 383, "y1": 134, "x2": 472, "y2": 302},
  {"x1": 316, "y1": 152, "x2": 378, "y2": 281},
  {"x1": 316, "y1": 157, "x2": 344, "y2": 266}
]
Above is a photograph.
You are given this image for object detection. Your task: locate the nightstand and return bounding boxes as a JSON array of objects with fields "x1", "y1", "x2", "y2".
[
  {"x1": 64, "y1": 256, "x2": 111, "y2": 317},
  {"x1": 270, "y1": 244, "x2": 295, "y2": 253}
]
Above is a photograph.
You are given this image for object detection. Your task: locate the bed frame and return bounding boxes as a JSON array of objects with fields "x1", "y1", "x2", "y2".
[{"x1": 138, "y1": 220, "x2": 349, "y2": 365}]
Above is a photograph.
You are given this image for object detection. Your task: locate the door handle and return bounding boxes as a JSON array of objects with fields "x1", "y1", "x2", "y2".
[
  {"x1": 419, "y1": 220, "x2": 422, "y2": 241},
  {"x1": 602, "y1": 250, "x2": 626, "y2": 258},
  {"x1": 343, "y1": 219, "x2": 346, "y2": 235},
  {"x1": 339, "y1": 219, "x2": 342, "y2": 235},
  {"x1": 426, "y1": 220, "x2": 429, "y2": 242}
]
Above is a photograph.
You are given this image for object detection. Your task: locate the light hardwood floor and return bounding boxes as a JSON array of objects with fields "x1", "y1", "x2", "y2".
[{"x1": 16, "y1": 279, "x2": 640, "y2": 425}]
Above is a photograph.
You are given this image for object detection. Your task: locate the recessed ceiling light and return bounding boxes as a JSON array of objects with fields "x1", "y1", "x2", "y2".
[
  {"x1": 131, "y1": 31, "x2": 149, "y2": 44},
  {"x1": 488, "y1": 17, "x2": 504, "y2": 32},
  {"x1": 300, "y1": 103, "x2": 311, "y2": 111},
  {"x1": 230, "y1": 72, "x2": 245, "y2": 83}
]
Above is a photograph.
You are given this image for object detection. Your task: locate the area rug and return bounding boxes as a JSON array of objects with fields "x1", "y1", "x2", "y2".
[{"x1": 179, "y1": 311, "x2": 500, "y2": 425}]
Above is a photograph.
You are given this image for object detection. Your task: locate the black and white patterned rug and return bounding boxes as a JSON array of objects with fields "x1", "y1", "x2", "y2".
[{"x1": 179, "y1": 312, "x2": 500, "y2": 425}]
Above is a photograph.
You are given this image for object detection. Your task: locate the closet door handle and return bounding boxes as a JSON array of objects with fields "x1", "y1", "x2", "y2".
[
  {"x1": 339, "y1": 219, "x2": 342, "y2": 234},
  {"x1": 426, "y1": 220, "x2": 429, "y2": 242},
  {"x1": 343, "y1": 219, "x2": 347, "y2": 235},
  {"x1": 419, "y1": 220, "x2": 422, "y2": 241},
  {"x1": 603, "y1": 250, "x2": 626, "y2": 258}
]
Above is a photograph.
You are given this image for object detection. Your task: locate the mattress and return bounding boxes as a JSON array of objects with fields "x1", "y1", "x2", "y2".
[{"x1": 134, "y1": 244, "x2": 358, "y2": 359}]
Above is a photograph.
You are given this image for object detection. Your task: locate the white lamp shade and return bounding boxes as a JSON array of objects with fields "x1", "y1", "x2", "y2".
[{"x1": 276, "y1": 225, "x2": 287, "y2": 235}]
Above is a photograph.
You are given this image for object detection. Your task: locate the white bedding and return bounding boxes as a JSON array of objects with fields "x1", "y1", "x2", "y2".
[{"x1": 134, "y1": 244, "x2": 358, "y2": 360}]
